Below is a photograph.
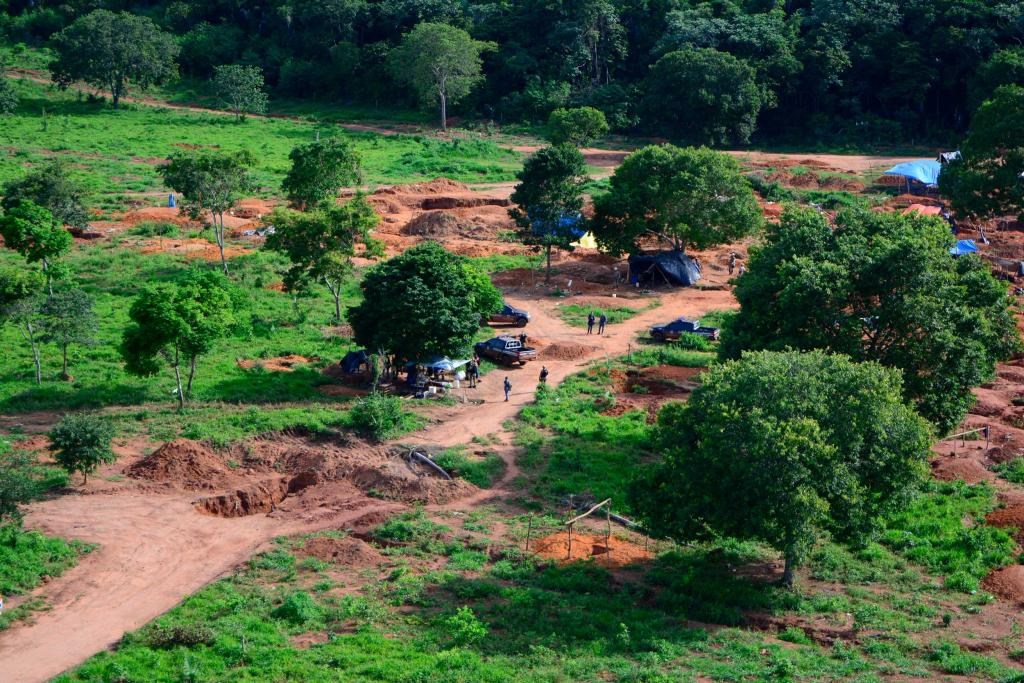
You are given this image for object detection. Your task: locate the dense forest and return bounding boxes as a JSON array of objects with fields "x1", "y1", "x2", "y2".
[{"x1": 2, "y1": 0, "x2": 1023, "y2": 146}]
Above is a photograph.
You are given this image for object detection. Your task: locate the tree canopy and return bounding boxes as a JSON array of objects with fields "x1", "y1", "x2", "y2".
[
  {"x1": 159, "y1": 150, "x2": 255, "y2": 274},
  {"x1": 0, "y1": 61, "x2": 17, "y2": 115},
  {"x1": 121, "y1": 270, "x2": 242, "y2": 408},
  {"x1": 721, "y1": 206, "x2": 1021, "y2": 433},
  {"x1": 348, "y1": 242, "x2": 501, "y2": 360},
  {"x1": 49, "y1": 9, "x2": 179, "y2": 108},
  {"x1": 0, "y1": 200, "x2": 72, "y2": 294},
  {"x1": 0, "y1": 268, "x2": 45, "y2": 384},
  {"x1": 49, "y1": 413, "x2": 116, "y2": 485},
  {"x1": 39, "y1": 288, "x2": 98, "y2": 381},
  {"x1": 509, "y1": 144, "x2": 589, "y2": 281},
  {"x1": 547, "y1": 107, "x2": 609, "y2": 147},
  {"x1": 212, "y1": 64, "x2": 268, "y2": 121},
  {"x1": 281, "y1": 138, "x2": 362, "y2": 210},
  {"x1": 1, "y1": 160, "x2": 89, "y2": 231},
  {"x1": 388, "y1": 22, "x2": 494, "y2": 131},
  {"x1": 591, "y1": 145, "x2": 763, "y2": 255},
  {"x1": 630, "y1": 350, "x2": 932, "y2": 586},
  {"x1": 940, "y1": 85, "x2": 1024, "y2": 222},
  {"x1": 266, "y1": 195, "x2": 381, "y2": 322}
]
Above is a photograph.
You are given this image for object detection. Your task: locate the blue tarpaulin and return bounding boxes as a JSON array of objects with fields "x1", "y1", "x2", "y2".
[
  {"x1": 884, "y1": 160, "x2": 942, "y2": 187},
  {"x1": 531, "y1": 215, "x2": 586, "y2": 239},
  {"x1": 168, "y1": 194, "x2": 177, "y2": 208},
  {"x1": 411, "y1": 357, "x2": 469, "y2": 372},
  {"x1": 950, "y1": 240, "x2": 978, "y2": 256}
]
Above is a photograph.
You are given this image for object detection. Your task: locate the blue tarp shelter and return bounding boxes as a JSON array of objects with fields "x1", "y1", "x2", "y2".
[
  {"x1": 950, "y1": 240, "x2": 978, "y2": 256},
  {"x1": 408, "y1": 357, "x2": 469, "y2": 372},
  {"x1": 341, "y1": 349, "x2": 369, "y2": 373},
  {"x1": 531, "y1": 215, "x2": 586, "y2": 239},
  {"x1": 884, "y1": 160, "x2": 942, "y2": 187},
  {"x1": 168, "y1": 194, "x2": 177, "y2": 208}
]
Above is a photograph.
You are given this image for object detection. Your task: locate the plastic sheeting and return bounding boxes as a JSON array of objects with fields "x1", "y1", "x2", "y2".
[
  {"x1": 531, "y1": 215, "x2": 586, "y2": 239},
  {"x1": 341, "y1": 350, "x2": 369, "y2": 373},
  {"x1": 884, "y1": 160, "x2": 942, "y2": 187},
  {"x1": 628, "y1": 251, "x2": 703, "y2": 287},
  {"x1": 950, "y1": 239, "x2": 978, "y2": 256}
]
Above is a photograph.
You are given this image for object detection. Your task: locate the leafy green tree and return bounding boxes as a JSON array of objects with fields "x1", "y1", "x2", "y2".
[
  {"x1": 0, "y1": 200, "x2": 72, "y2": 295},
  {"x1": 971, "y1": 48, "x2": 1024, "y2": 110},
  {"x1": 0, "y1": 438, "x2": 40, "y2": 523},
  {"x1": 121, "y1": 270, "x2": 242, "y2": 409},
  {"x1": 641, "y1": 48, "x2": 763, "y2": 145},
  {"x1": 630, "y1": 350, "x2": 932, "y2": 587},
  {"x1": 721, "y1": 206, "x2": 1020, "y2": 432},
  {"x1": 388, "y1": 22, "x2": 495, "y2": 131},
  {"x1": 49, "y1": 10, "x2": 179, "y2": 109},
  {"x1": 591, "y1": 145, "x2": 763, "y2": 255},
  {"x1": 159, "y1": 150, "x2": 256, "y2": 274},
  {"x1": 213, "y1": 64, "x2": 269, "y2": 121},
  {"x1": 39, "y1": 289, "x2": 98, "y2": 381},
  {"x1": 0, "y1": 61, "x2": 17, "y2": 115},
  {"x1": 940, "y1": 85, "x2": 1024, "y2": 222},
  {"x1": 547, "y1": 107, "x2": 609, "y2": 147},
  {"x1": 348, "y1": 242, "x2": 501, "y2": 361},
  {"x1": 0, "y1": 268, "x2": 45, "y2": 384},
  {"x1": 1, "y1": 159, "x2": 90, "y2": 231},
  {"x1": 266, "y1": 195, "x2": 381, "y2": 322},
  {"x1": 49, "y1": 413, "x2": 116, "y2": 485},
  {"x1": 281, "y1": 138, "x2": 362, "y2": 210},
  {"x1": 509, "y1": 144, "x2": 589, "y2": 282}
]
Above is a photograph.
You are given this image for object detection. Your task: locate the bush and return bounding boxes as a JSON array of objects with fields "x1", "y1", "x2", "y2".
[
  {"x1": 141, "y1": 624, "x2": 215, "y2": 649},
  {"x1": 347, "y1": 392, "x2": 420, "y2": 440},
  {"x1": 995, "y1": 457, "x2": 1024, "y2": 484},
  {"x1": 444, "y1": 606, "x2": 488, "y2": 646},
  {"x1": 272, "y1": 591, "x2": 323, "y2": 625}
]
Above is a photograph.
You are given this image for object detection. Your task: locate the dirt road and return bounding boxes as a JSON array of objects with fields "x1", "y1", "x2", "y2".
[{"x1": 0, "y1": 282, "x2": 734, "y2": 683}]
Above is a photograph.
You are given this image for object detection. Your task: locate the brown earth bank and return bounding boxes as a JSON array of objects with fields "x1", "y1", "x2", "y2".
[{"x1": 531, "y1": 531, "x2": 653, "y2": 568}]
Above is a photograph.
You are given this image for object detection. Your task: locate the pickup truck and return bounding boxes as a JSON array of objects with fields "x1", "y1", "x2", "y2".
[
  {"x1": 486, "y1": 303, "x2": 531, "y2": 327},
  {"x1": 649, "y1": 317, "x2": 720, "y2": 342},
  {"x1": 474, "y1": 336, "x2": 538, "y2": 365}
]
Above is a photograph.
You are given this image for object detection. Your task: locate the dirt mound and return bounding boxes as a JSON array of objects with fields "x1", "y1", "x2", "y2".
[
  {"x1": 532, "y1": 531, "x2": 653, "y2": 568},
  {"x1": 236, "y1": 355, "x2": 315, "y2": 372},
  {"x1": 539, "y1": 343, "x2": 597, "y2": 361},
  {"x1": 986, "y1": 506, "x2": 1024, "y2": 543},
  {"x1": 983, "y1": 565, "x2": 1024, "y2": 604},
  {"x1": 347, "y1": 461, "x2": 477, "y2": 504},
  {"x1": 127, "y1": 440, "x2": 231, "y2": 490},
  {"x1": 930, "y1": 456, "x2": 995, "y2": 484},
  {"x1": 195, "y1": 478, "x2": 289, "y2": 517},
  {"x1": 298, "y1": 535, "x2": 384, "y2": 567},
  {"x1": 378, "y1": 178, "x2": 470, "y2": 195},
  {"x1": 404, "y1": 211, "x2": 468, "y2": 236},
  {"x1": 347, "y1": 509, "x2": 395, "y2": 531}
]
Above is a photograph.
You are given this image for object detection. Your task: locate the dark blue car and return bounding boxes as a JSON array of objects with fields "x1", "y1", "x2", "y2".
[{"x1": 649, "y1": 317, "x2": 720, "y2": 342}]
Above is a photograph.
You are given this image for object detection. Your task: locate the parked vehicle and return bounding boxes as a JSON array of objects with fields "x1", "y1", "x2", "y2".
[
  {"x1": 474, "y1": 336, "x2": 538, "y2": 365},
  {"x1": 486, "y1": 303, "x2": 531, "y2": 327},
  {"x1": 649, "y1": 317, "x2": 720, "y2": 342}
]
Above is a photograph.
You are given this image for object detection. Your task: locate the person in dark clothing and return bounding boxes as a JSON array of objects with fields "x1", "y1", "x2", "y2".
[
  {"x1": 467, "y1": 360, "x2": 478, "y2": 388},
  {"x1": 598, "y1": 313, "x2": 607, "y2": 334},
  {"x1": 728, "y1": 251, "x2": 737, "y2": 275},
  {"x1": 539, "y1": 366, "x2": 549, "y2": 384},
  {"x1": 503, "y1": 376, "x2": 512, "y2": 401},
  {"x1": 586, "y1": 312, "x2": 595, "y2": 334},
  {"x1": 519, "y1": 332, "x2": 528, "y2": 346}
]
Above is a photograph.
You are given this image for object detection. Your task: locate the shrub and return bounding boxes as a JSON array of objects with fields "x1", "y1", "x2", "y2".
[
  {"x1": 272, "y1": 591, "x2": 322, "y2": 625},
  {"x1": 347, "y1": 392, "x2": 420, "y2": 439},
  {"x1": 444, "y1": 606, "x2": 488, "y2": 647},
  {"x1": 141, "y1": 624, "x2": 215, "y2": 649}
]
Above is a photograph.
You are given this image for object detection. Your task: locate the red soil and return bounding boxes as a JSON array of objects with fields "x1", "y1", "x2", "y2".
[{"x1": 532, "y1": 531, "x2": 653, "y2": 568}]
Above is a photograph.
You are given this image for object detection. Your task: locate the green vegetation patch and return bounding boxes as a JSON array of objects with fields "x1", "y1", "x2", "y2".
[{"x1": 556, "y1": 301, "x2": 656, "y2": 328}]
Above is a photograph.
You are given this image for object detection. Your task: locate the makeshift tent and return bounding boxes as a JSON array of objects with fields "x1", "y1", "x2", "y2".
[
  {"x1": 531, "y1": 215, "x2": 586, "y2": 239},
  {"x1": 419, "y1": 356, "x2": 469, "y2": 372},
  {"x1": 884, "y1": 160, "x2": 942, "y2": 188},
  {"x1": 950, "y1": 240, "x2": 978, "y2": 256},
  {"x1": 628, "y1": 251, "x2": 702, "y2": 287},
  {"x1": 168, "y1": 194, "x2": 176, "y2": 208},
  {"x1": 341, "y1": 349, "x2": 369, "y2": 373},
  {"x1": 937, "y1": 151, "x2": 961, "y2": 164}
]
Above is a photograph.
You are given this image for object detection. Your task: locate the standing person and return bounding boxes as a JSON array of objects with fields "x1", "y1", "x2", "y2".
[
  {"x1": 587, "y1": 312, "x2": 595, "y2": 334},
  {"x1": 467, "y1": 359, "x2": 478, "y2": 388},
  {"x1": 539, "y1": 366, "x2": 549, "y2": 384},
  {"x1": 738, "y1": 264, "x2": 747, "y2": 276},
  {"x1": 503, "y1": 376, "x2": 512, "y2": 401},
  {"x1": 519, "y1": 332, "x2": 528, "y2": 346},
  {"x1": 598, "y1": 313, "x2": 607, "y2": 335},
  {"x1": 728, "y1": 251, "x2": 737, "y2": 275}
]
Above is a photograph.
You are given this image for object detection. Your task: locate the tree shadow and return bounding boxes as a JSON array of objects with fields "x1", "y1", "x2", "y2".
[{"x1": 203, "y1": 366, "x2": 340, "y2": 404}]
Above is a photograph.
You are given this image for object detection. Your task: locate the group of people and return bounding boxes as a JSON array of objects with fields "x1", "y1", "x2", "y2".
[
  {"x1": 501, "y1": 366, "x2": 548, "y2": 401},
  {"x1": 586, "y1": 312, "x2": 607, "y2": 335},
  {"x1": 727, "y1": 252, "x2": 746, "y2": 276}
]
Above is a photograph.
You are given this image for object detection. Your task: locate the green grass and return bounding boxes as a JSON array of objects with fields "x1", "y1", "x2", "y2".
[
  {"x1": 0, "y1": 525, "x2": 93, "y2": 602},
  {"x1": 994, "y1": 457, "x2": 1024, "y2": 484},
  {"x1": 556, "y1": 301, "x2": 657, "y2": 329},
  {"x1": 0, "y1": 77, "x2": 521, "y2": 213},
  {"x1": 433, "y1": 447, "x2": 506, "y2": 488}
]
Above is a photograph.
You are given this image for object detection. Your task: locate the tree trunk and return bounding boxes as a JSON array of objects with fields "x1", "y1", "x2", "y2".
[
  {"x1": 61, "y1": 343, "x2": 70, "y2": 380},
  {"x1": 42, "y1": 258, "x2": 53, "y2": 297},
  {"x1": 439, "y1": 91, "x2": 447, "y2": 132},
  {"x1": 185, "y1": 356, "x2": 197, "y2": 398},
  {"x1": 545, "y1": 244, "x2": 552, "y2": 283},
  {"x1": 82, "y1": 471, "x2": 87, "y2": 485},
  {"x1": 24, "y1": 321, "x2": 41, "y2": 385},
  {"x1": 325, "y1": 278, "x2": 342, "y2": 323},
  {"x1": 173, "y1": 349, "x2": 185, "y2": 410},
  {"x1": 216, "y1": 213, "x2": 229, "y2": 275},
  {"x1": 782, "y1": 553, "x2": 795, "y2": 588}
]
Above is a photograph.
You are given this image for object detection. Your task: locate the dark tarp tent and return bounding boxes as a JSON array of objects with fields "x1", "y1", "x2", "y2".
[
  {"x1": 341, "y1": 349, "x2": 369, "y2": 373},
  {"x1": 628, "y1": 251, "x2": 702, "y2": 287}
]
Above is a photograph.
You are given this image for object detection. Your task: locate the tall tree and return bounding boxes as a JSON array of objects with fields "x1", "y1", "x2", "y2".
[
  {"x1": 213, "y1": 64, "x2": 269, "y2": 121},
  {"x1": 940, "y1": 85, "x2": 1024, "y2": 222},
  {"x1": 159, "y1": 150, "x2": 256, "y2": 275},
  {"x1": 509, "y1": 144, "x2": 589, "y2": 282},
  {"x1": 388, "y1": 22, "x2": 495, "y2": 131},
  {"x1": 0, "y1": 438, "x2": 41, "y2": 523},
  {"x1": 0, "y1": 200, "x2": 72, "y2": 295},
  {"x1": 39, "y1": 289, "x2": 98, "y2": 381},
  {"x1": 0, "y1": 268, "x2": 45, "y2": 384},
  {"x1": 591, "y1": 144, "x2": 763, "y2": 255},
  {"x1": 641, "y1": 48, "x2": 763, "y2": 145},
  {"x1": 266, "y1": 195, "x2": 382, "y2": 322},
  {"x1": 121, "y1": 270, "x2": 242, "y2": 409},
  {"x1": 721, "y1": 206, "x2": 1021, "y2": 432},
  {"x1": 348, "y1": 242, "x2": 502, "y2": 360},
  {"x1": 630, "y1": 350, "x2": 932, "y2": 587},
  {"x1": 547, "y1": 107, "x2": 609, "y2": 147},
  {"x1": 281, "y1": 138, "x2": 362, "y2": 210},
  {"x1": 1, "y1": 159, "x2": 90, "y2": 231},
  {"x1": 49, "y1": 413, "x2": 116, "y2": 485},
  {"x1": 49, "y1": 10, "x2": 179, "y2": 109}
]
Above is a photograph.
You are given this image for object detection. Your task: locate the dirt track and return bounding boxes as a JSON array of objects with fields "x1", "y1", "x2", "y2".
[{"x1": 0, "y1": 279, "x2": 734, "y2": 683}]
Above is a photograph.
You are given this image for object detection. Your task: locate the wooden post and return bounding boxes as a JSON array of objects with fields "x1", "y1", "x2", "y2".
[
  {"x1": 525, "y1": 514, "x2": 534, "y2": 552},
  {"x1": 606, "y1": 506, "x2": 611, "y2": 557},
  {"x1": 567, "y1": 523, "x2": 573, "y2": 560}
]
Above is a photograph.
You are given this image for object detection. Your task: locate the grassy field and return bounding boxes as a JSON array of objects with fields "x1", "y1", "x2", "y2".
[
  {"x1": 555, "y1": 300, "x2": 660, "y2": 329},
  {"x1": 0, "y1": 77, "x2": 522, "y2": 214}
]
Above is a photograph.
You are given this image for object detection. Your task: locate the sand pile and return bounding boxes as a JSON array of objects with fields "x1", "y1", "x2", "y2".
[
  {"x1": 930, "y1": 456, "x2": 994, "y2": 484},
  {"x1": 404, "y1": 211, "x2": 468, "y2": 237},
  {"x1": 347, "y1": 461, "x2": 478, "y2": 504},
  {"x1": 196, "y1": 478, "x2": 289, "y2": 517},
  {"x1": 982, "y1": 565, "x2": 1024, "y2": 604},
  {"x1": 127, "y1": 440, "x2": 231, "y2": 490},
  {"x1": 539, "y1": 343, "x2": 597, "y2": 361},
  {"x1": 532, "y1": 531, "x2": 653, "y2": 568},
  {"x1": 236, "y1": 355, "x2": 315, "y2": 372},
  {"x1": 298, "y1": 535, "x2": 385, "y2": 567}
]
